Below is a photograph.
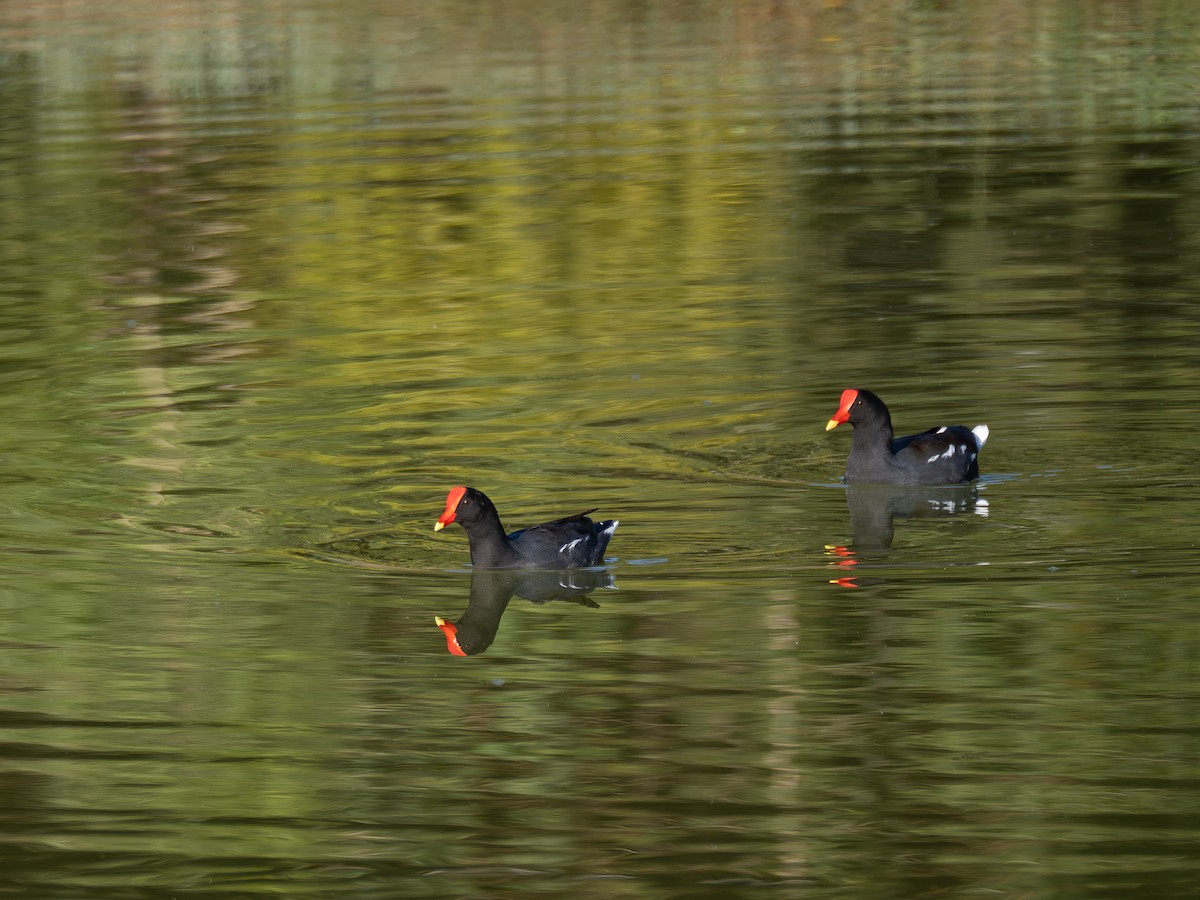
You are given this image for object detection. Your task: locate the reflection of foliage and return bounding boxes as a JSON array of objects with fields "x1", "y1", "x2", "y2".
[{"x1": 6, "y1": 1, "x2": 1200, "y2": 308}]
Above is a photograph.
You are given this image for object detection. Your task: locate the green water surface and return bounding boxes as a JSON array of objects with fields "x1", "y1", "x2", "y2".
[{"x1": 0, "y1": 1, "x2": 1197, "y2": 897}]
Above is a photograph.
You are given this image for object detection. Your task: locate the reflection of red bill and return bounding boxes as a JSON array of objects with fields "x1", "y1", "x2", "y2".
[
  {"x1": 825, "y1": 544, "x2": 859, "y2": 586},
  {"x1": 434, "y1": 615, "x2": 467, "y2": 656},
  {"x1": 824, "y1": 545, "x2": 859, "y2": 568}
]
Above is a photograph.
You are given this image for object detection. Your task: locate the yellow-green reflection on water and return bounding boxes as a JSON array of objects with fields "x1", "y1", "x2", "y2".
[{"x1": 1, "y1": 1, "x2": 1198, "y2": 896}]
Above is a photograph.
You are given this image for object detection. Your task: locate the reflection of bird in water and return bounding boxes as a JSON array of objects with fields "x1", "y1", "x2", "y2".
[
  {"x1": 435, "y1": 568, "x2": 615, "y2": 656},
  {"x1": 826, "y1": 388, "x2": 988, "y2": 484},
  {"x1": 827, "y1": 483, "x2": 988, "y2": 587},
  {"x1": 434, "y1": 486, "x2": 618, "y2": 569}
]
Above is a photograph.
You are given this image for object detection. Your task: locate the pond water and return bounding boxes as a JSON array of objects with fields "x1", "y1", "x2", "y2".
[{"x1": 1, "y1": 1, "x2": 1198, "y2": 896}]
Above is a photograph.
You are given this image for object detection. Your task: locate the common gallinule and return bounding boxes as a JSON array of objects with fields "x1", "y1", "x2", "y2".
[
  {"x1": 434, "y1": 486, "x2": 618, "y2": 569},
  {"x1": 825, "y1": 388, "x2": 988, "y2": 484}
]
